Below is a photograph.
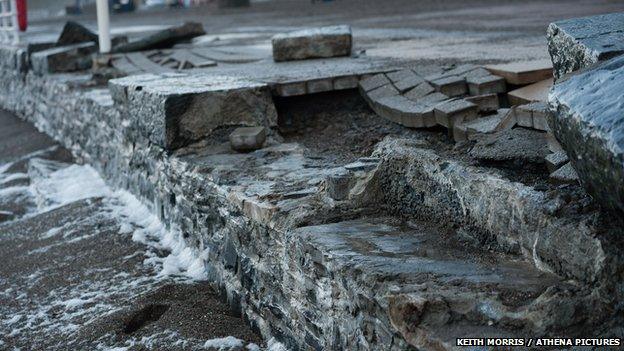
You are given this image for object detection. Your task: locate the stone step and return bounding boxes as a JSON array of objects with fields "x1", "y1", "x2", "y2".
[{"x1": 289, "y1": 218, "x2": 577, "y2": 350}]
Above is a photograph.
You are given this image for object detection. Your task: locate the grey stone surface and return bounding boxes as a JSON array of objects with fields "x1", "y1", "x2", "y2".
[
  {"x1": 404, "y1": 82, "x2": 435, "y2": 100},
  {"x1": 549, "y1": 54, "x2": 624, "y2": 213},
  {"x1": 486, "y1": 60, "x2": 553, "y2": 85},
  {"x1": 547, "y1": 12, "x2": 624, "y2": 80},
  {"x1": 30, "y1": 42, "x2": 96, "y2": 75},
  {"x1": 463, "y1": 109, "x2": 508, "y2": 139},
  {"x1": 272, "y1": 25, "x2": 352, "y2": 62},
  {"x1": 229, "y1": 126, "x2": 267, "y2": 152},
  {"x1": 357, "y1": 73, "x2": 390, "y2": 92}
]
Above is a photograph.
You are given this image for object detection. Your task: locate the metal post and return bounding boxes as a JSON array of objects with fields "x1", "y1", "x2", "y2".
[{"x1": 96, "y1": 0, "x2": 111, "y2": 53}]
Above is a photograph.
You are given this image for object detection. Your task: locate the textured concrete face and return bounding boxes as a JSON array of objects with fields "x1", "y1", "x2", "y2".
[
  {"x1": 30, "y1": 42, "x2": 96, "y2": 75},
  {"x1": 547, "y1": 12, "x2": 624, "y2": 80},
  {"x1": 272, "y1": 25, "x2": 352, "y2": 62},
  {"x1": 549, "y1": 55, "x2": 624, "y2": 213},
  {"x1": 109, "y1": 74, "x2": 276, "y2": 150}
]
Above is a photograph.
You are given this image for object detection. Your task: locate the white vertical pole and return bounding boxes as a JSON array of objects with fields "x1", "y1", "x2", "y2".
[
  {"x1": 95, "y1": 0, "x2": 111, "y2": 53},
  {"x1": 10, "y1": 0, "x2": 19, "y2": 44}
]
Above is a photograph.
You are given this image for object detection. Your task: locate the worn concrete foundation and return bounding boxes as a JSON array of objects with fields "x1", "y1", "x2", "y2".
[{"x1": 1, "y1": 43, "x2": 623, "y2": 350}]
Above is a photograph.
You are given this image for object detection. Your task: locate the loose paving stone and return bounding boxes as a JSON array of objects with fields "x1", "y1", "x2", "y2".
[
  {"x1": 358, "y1": 73, "x2": 391, "y2": 92},
  {"x1": 470, "y1": 128, "x2": 549, "y2": 163},
  {"x1": 545, "y1": 151, "x2": 569, "y2": 172},
  {"x1": 485, "y1": 59, "x2": 553, "y2": 85},
  {"x1": 550, "y1": 162, "x2": 579, "y2": 184},
  {"x1": 466, "y1": 74, "x2": 506, "y2": 95},
  {"x1": 431, "y1": 75, "x2": 467, "y2": 97},
  {"x1": 404, "y1": 82, "x2": 435, "y2": 100},
  {"x1": 367, "y1": 84, "x2": 399, "y2": 101},
  {"x1": 333, "y1": 75, "x2": 359, "y2": 90},
  {"x1": 272, "y1": 25, "x2": 352, "y2": 62},
  {"x1": 56, "y1": 21, "x2": 98, "y2": 46},
  {"x1": 516, "y1": 102, "x2": 549, "y2": 131},
  {"x1": 30, "y1": 42, "x2": 96, "y2": 74},
  {"x1": 115, "y1": 22, "x2": 206, "y2": 53},
  {"x1": 465, "y1": 93, "x2": 499, "y2": 113},
  {"x1": 547, "y1": 12, "x2": 624, "y2": 80},
  {"x1": 514, "y1": 105, "x2": 533, "y2": 128},
  {"x1": 495, "y1": 108, "x2": 517, "y2": 131},
  {"x1": 109, "y1": 74, "x2": 276, "y2": 150},
  {"x1": 507, "y1": 78, "x2": 553, "y2": 106},
  {"x1": 549, "y1": 54, "x2": 624, "y2": 212},
  {"x1": 386, "y1": 69, "x2": 416, "y2": 83},
  {"x1": 375, "y1": 95, "x2": 430, "y2": 128},
  {"x1": 394, "y1": 74, "x2": 426, "y2": 92},
  {"x1": 434, "y1": 99, "x2": 478, "y2": 129},
  {"x1": 229, "y1": 126, "x2": 267, "y2": 152},
  {"x1": 418, "y1": 92, "x2": 448, "y2": 105},
  {"x1": 463, "y1": 109, "x2": 509, "y2": 140}
]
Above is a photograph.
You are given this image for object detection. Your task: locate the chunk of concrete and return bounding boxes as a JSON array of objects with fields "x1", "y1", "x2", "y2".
[
  {"x1": 434, "y1": 99, "x2": 478, "y2": 128},
  {"x1": 550, "y1": 162, "x2": 579, "y2": 185},
  {"x1": 404, "y1": 82, "x2": 435, "y2": 101},
  {"x1": 466, "y1": 74, "x2": 506, "y2": 96},
  {"x1": 230, "y1": 127, "x2": 267, "y2": 152},
  {"x1": 547, "y1": 13, "x2": 624, "y2": 80},
  {"x1": 516, "y1": 102, "x2": 549, "y2": 131},
  {"x1": 545, "y1": 151, "x2": 569, "y2": 172},
  {"x1": 115, "y1": 22, "x2": 206, "y2": 53},
  {"x1": 431, "y1": 76, "x2": 467, "y2": 97},
  {"x1": 508, "y1": 78, "x2": 553, "y2": 106},
  {"x1": 494, "y1": 108, "x2": 516, "y2": 131},
  {"x1": 272, "y1": 25, "x2": 352, "y2": 62},
  {"x1": 514, "y1": 105, "x2": 533, "y2": 128},
  {"x1": 549, "y1": 54, "x2": 624, "y2": 212},
  {"x1": 109, "y1": 74, "x2": 277, "y2": 150},
  {"x1": 485, "y1": 60, "x2": 553, "y2": 85},
  {"x1": 367, "y1": 84, "x2": 399, "y2": 101},
  {"x1": 465, "y1": 93, "x2": 499, "y2": 113},
  {"x1": 30, "y1": 42, "x2": 96, "y2": 74},
  {"x1": 375, "y1": 95, "x2": 432, "y2": 128}
]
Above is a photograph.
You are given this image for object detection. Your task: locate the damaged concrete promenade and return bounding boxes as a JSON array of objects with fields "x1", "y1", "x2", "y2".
[{"x1": 2, "y1": 1, "x2": 624, "y2": 350}]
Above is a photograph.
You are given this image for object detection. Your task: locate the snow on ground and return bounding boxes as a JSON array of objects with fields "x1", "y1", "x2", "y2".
[{"x1": 0, "y1": 157, "x2": 283, "y2": 350}]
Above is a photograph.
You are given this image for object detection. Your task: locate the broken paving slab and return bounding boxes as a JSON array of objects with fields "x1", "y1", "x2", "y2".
[
  {"x1": 272, "y1": 25, "x2": 352, "y2": 62},
  {"x1": 463, "y1": 108, "x2": 510, "y2": 140},
  {"x1": 515, "y1": 102, "x2": 549, "y2": 131},
  {"x1": 115, "y1": 22, "x2": 206, "y2": 53},
  {"x1": 485, "y1": 59, "x2": 553, "y2": 85},
  {"x1": 508, "y1": 78, "x2": 553, "y2": 106},
  {"x1": 547, "y1": 12, "x2": 624, "y2": 80},
  {"x1": 434, "y1": 98, "x2": 478, "y2": 129},
  {"x1": 30, "y1": 42, "x2": 97, "y2": 75},
  {"x1": 465, "y1": 93, "x2": 499, "y2": 113},
  {"x1": 549, "y1": 54, "x2": 624, "y2": 213},
  {"x1": 470, "y1": 128, "x2": 549, "y2": 164},
  {"x1": 109, "y1": 73, "x2": 277, "y2": 150},
  {"x1": 431, "y1": 75, "x2": 467, "y2": 97},
  {"x1": 466, "y1": 73, "x2": 506, "y2": 96}
]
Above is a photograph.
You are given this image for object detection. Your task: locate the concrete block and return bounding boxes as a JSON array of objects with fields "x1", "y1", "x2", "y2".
[
  {"x1": 465, "y1": 93, "x2": 499, "y2": 113},
  {"x1": 115, "y1": 22, "x2": 206, "y2": 53},
  {"x1": 333, "y1": 75, "x2": 359, "y2": 90},
  {"x1": 485, "y1": 59, "x2": 553, "y2": 85},
  {"x1": 434, "y1": 99, "x2": 478, "y2": 128},
  {"x1": 275, "y1": 81, "x2": 307, "y2": 97},
  {"x1": 307, "y1": 78, "x2": 334, "y2": 94},
  {"x1": 272, "y1": 25, "x2": 352, "y2": 62},
  {"x1": 514, "y1": 105, "x2": 534, "y2": 128},
  {"x1": 431, "y1": 76, "x2": 467, "y2": 97},
  {"x1": 453, "y1": 123, "x2": 468, "y2": 142},
  {"x1": 230, "y1": 126, "x2": 267, "y2": 152},
  {"x1": 466, "y1": 74, "x2": 506, "y2": 96},
  {"x1": 386, "y1": 69, "x2": 416, "y2": 83},
  {"x1": 494, "y1": 108, "x2": 516, "y2": 131},
  {"x1": 463, "y1": 111, "x2": 507, "y2": 140},
  {"x1": 367, "y1": 84, "x2": 399, "y2": 101}
]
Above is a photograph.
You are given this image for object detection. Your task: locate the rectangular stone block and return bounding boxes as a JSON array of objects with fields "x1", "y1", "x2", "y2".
[
  {"x1": 275, "y1": 81, "x2": 307, "y2": 97},
  {"x1": 494, "y1": 108, "x2": 516, "y2": 131},
  {"x1": 358, "y1": 73, "x2": 390, "y2": 92},
  {"x1": 467, "y1": 74, "x2": 506, "y2": 96},
  {"x1": 464, "y1": 110, "x2": 508, "y2": 140},
  {"x1": 485, "y1": 60, "x2": 553, "y2": 85},
  {"x1": 508, "y1": 78, "x2": 553, "y2": 106},
  {"x1": 333, "y1": 75, "x2": 359, "y2": 90},
  {"x1": 431, "y1": 76, "x2": 467, "y2": 97},
  {"x1": 307, "y1": 79, "x2": 334, "y2": 94},
  {"x1": 31, "y1": 42, "x2": 96, "y2": 75},
  {"x1": 272, "y1": 25, "x2": 352, "y2": 62},
  {"x1": 514, "y1": 105, "x2": 533, "y2": 128},
  {"x1": 109, "y1": 73, "x2": 277, "y2": 150},
  {"x1": 434, "y1": 99, "x2": 478, "y2": 128},
  {"x1": 465, "y1": 94, "x2": 499, "y2": 113},
  {"x1": 230, "y1": 126, "x2": 267, "y2": 152},
  {"x1": 404, "y1": 82, "x2": 435, "y2": 101}
]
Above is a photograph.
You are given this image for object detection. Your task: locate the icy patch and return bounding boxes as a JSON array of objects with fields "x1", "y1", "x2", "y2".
[{"x1": 203, "y1": 336, "x2": 244, "y2": 350}]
